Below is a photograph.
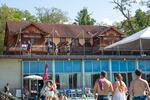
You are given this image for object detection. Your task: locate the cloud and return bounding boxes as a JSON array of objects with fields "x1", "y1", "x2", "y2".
[
  {"x1": 101, "y1": 18, "x2": 113, "y2": 25},
  {"x1": 100, "y1": 16, "x2": 125, "y2": 26}
]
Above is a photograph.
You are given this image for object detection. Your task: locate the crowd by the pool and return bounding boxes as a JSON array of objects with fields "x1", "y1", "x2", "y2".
[{"x1": 3, "y1": 69, "x2": 150, "y2": 100}]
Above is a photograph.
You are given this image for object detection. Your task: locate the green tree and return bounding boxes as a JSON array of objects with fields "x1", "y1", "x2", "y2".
[
  {"x1": 35, "y1": 7, "x2": 68, "y2": 24},
  {"x1": 0, "y1": 4, "x2": 37, "y2": 53},
  {"x1": 134, "y1": 9, "x2": 150, "y2": 31},
  {"x1": 75, "y1": 8, "x2": 96, "y2": 25},
  {"x1": 112, "y1": 0, "x2": 136, "y2": 34},
  {"x1": 112, "y1": 0, "x2": 149, "y2": 35},
  {"x1": 115, "y1": 9, "x2": 150, "y2": 36}
]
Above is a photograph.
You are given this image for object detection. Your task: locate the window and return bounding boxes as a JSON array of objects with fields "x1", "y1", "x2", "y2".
[
  {"x1": 60, "y1": 37, "x2": 66, "y2": 43},
  {"x1": 72, "y1": 38, "x2": 79, "y2": 47}
]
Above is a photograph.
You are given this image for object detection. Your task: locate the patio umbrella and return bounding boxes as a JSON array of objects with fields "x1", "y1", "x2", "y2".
[
  {"x1": 24, "y1": 75, "x2": 42, "y2": 97},
  {"x1": 24, "y1": 75, "x2": 42, "y2": 80},
  {"x1": 42, "y1": 64, "x2": 49, "y2": 80}
]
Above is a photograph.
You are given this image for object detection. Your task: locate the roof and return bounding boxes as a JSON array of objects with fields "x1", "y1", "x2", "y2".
[
  {"x1": 104, "y1": 26, "x2": 150, "y2": 50},
  {"x1": 6, "y1": 21, "x2": 122, "y2": 38}
]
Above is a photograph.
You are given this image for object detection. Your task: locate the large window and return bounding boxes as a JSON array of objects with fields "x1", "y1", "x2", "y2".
[
  {"x1": 55, "y1": 73, "x2": 81, "y2": 89},
  {"x1": 112, "y1": 60, "x2": 136, "y2": 72},
  {"x1": 55, "y1": 60, "x2": 81, "y2": 73},
  {"x1": 23, "y1": 61, "x2": 52, "y2": 74},
  {"x1": 84, "y1": 60, "x2": 109, "y2": 72},
  {"x1": 139, "y1": 60, "x2": 150, "y2": 72}
]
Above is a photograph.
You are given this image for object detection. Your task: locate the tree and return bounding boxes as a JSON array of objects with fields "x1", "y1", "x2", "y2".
[
  {"x1": 134, "y1": 9, "x2": 150, "y2": 29},
  {"x1": 0, "y1": 4, "x2": 37, "y2": 52},
  {"x1": 112, "y1": 0, "x2": 136, "y2": 34},
  {"x1": 115, "y1": 9, "x2": 150, "y2": 36},
  {"x1": 74, "y1": 8, "x2": 96, "y2": 25},
  {"x1": 112, "y1": 0, "x2": 149, "y2": 35},
  {"x1": 35, "y1": 7, "x2": 68, "y2": 24}
]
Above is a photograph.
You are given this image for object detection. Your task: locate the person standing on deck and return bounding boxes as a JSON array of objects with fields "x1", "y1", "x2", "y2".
[{"x1": 26, "y1": 40, "x2": 32, "y2": 55}]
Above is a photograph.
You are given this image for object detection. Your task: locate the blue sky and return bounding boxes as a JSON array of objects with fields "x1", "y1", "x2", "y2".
[{"x1": 0, "y1": 0, "x2": 147, "y2": 25}]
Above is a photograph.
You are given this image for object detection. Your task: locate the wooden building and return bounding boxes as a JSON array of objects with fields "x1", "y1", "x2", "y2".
[{"x1": 4, "y1": 21, "x2": 123, "y2": 55}]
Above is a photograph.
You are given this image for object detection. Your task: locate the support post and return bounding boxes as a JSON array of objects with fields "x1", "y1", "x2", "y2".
[
  {"x1": 81, "y1": 59, "x2": 85, "y2": 89},
  {"x1": 136, "y1": 59, "x2": 139, "y2": 69},
  {"x1": 134, "y1": 59, "x2": 139, "y2": 80},
  {"x1": 21, "y1": 60, "x2": 23, "y2": 97},
  {"x1": 52, "y1": 59, "x2": 55, "y2": 82},
  {"x1": 140, "y1": 39, "x2": 143, "y2": 56},
  {"x1": 109, "y1": 59, "x2": 112, "y2": 82}
]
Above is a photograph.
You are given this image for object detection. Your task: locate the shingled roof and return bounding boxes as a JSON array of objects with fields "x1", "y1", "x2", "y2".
[{"x1": 6, "y1": 21, "x2": 121, "y2": 38}]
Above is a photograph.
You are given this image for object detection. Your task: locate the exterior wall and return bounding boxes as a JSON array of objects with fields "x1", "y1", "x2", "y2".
[
  {"x1": 0, "y1": 59, "x2": 21, "y2": 91},
  {"x1": 66, "y1": 38, "x2": 71, "y2": 44},
  {"x1": 23, "y1": 25, "x2": 43, "y2": 33},
  {"x1": 53, "y1": 38, "x2": 60, "y2": 45},
  {"x1": 22, "y1": 59, "x2": 150, "y2": 89},
  {"x1": 90, "y1": 38, "x2": 93, "y2": 45},
  {"x1": 102, "y1": 29, "x2": 122, "y2": 46},
  {"x1": 79, "y1": 38, "x2": 85, "y2": 45},
  {"x1": 0, "y1": 57, "x2": 149, "y2": 92}
]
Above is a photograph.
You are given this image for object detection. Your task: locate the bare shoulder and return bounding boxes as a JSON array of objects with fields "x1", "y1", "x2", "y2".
[
  {"x1": 121, "y1": 81, "x2": 126, "y2": 86},
  {"x1": 141, "y1": 79, "x2": 148, "y2": 84},
  {"x1": 105, "y1": 79, "x2": 112, "y2": 85}
]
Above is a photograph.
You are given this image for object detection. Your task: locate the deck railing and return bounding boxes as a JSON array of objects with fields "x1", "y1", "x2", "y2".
[{"x1": 3, "y1": 46, "x2": 150, "y2": 56}]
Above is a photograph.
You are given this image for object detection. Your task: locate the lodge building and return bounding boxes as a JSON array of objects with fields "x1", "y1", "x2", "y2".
[
  {"x1": 4, "y1": 21, "x2": 123, "y2": 55},
  {"x1": 0, "y1": 21, "x2": 150, "y2": 97}
]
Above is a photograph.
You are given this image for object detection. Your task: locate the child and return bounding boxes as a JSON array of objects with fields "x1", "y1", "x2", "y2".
[{"x1": 45, "y1": 81, "x2": 55, "y2": 100}]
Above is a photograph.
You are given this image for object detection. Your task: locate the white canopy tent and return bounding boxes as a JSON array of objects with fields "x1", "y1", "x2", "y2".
[{"x1": 104, "y1": 27, "x2": 150, "y2": 51}]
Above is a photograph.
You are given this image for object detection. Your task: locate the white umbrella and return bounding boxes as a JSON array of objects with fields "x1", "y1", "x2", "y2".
[{"x1": 24, "y1": 75, "x2": 42, "y2": 80}]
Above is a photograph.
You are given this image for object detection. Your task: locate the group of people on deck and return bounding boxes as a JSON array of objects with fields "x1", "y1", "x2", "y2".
[
  {"x1": 21, "y1": 40, "x2": 71, "y2": 55},
  {"x1": 93, "y1": 69, "x2": 150, "y2": 100}
]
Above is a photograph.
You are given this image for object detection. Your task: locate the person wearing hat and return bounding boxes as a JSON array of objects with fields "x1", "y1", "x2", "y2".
[
  {"x1": 45, "y1": 81, "x2": 55, "y2": 100},
  {"x1": 130, "y1": 69, "x2": 150, "y2": 100},
  {"x1": 93, "y1": 71, "x2": 113, "y2": 100}
]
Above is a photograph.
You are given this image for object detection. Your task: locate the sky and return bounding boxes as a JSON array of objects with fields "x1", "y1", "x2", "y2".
[{"x1": 0, "y1": 0, "x2": 147, "y2": 25}]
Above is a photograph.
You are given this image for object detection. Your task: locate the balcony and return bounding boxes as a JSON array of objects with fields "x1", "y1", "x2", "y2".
[{"x1": 3, "y1": 44, "x2": 150, "y2": 59}]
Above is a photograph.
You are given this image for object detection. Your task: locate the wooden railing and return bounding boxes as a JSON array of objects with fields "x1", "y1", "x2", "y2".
[
  {"x1": 0, "y1": 91, "x2": 20, "y2": 100},
  {"x1": 6, "y1": 46, "x2": 150, "y2": 56}
]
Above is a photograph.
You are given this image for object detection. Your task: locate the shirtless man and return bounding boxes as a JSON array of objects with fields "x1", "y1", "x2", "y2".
[
  {"x1": 130, "y1": 69, "x2": 150, "y2": 100},
  {"x1": 93, "y1": 71, "x2": 113, "y2": 100}
]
